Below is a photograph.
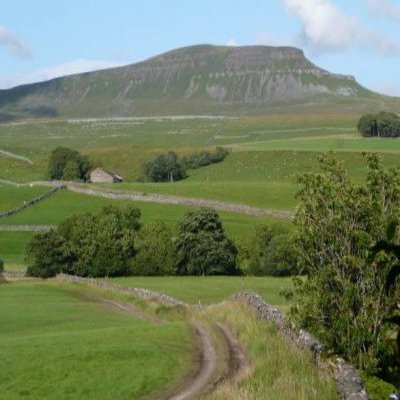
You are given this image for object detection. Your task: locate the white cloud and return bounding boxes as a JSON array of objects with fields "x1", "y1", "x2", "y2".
[
  {"x1": 226, "y1": 38, "x2": 239, "y2": 47},
  {"x1": 0, "y1": 59, "x2": 124, "y2": 89},
  {"x1": 0, "y1": 25, "x2": 32, "y2": 58},
  {"x1": 283, "y1": 0, "x2": 400, "y2": 55},
  {"x1": 367, "y1": 0, "x2": 400, "y2": 21}
]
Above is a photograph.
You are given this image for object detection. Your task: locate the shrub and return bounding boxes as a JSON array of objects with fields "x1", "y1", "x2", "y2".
[
  {"x1": 182, "y1": 147, "x2": 228, "y2": 169},
  {"x1": 175, "y1": 208, "x2": 239, "y2": 275}
]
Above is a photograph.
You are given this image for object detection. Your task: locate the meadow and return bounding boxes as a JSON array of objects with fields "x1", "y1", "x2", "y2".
[
  {"x1": 0, "y1": 231, "x2": 33, "y2": 268},
  {"x1": 1, "y1": 114, "x2": 400, "y2": 271},
  {"x1": 0, "y1": 185, "x2": 49, "y2": 212},
  {"x1": 1, "y1": 113, "x2": 399, "y2": 399},
  {"x1": 0, "y1": 281, "x2": 193, "y2": 400}
]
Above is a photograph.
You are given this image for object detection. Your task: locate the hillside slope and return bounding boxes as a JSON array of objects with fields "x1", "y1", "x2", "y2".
[{"x1": 0, "y1": 44, "x2": 394, "y2": 119}]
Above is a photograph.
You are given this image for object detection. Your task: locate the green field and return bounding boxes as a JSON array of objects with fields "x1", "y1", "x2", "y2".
[
  {"x1": 0, "y1": 189, "x2": 282, "y2": 237},
  {"x1": 1, "y1": 115, "x2": 400, "y2": 272},
  {"x1": 0, "y1": 185, "x2": 49, "y2": 213},
  {"x1": 0, "y1": 231, "x2": 33, "y2": 269},
  {"x1": 0, "y1": 281, "x2": 192, "y2": 400},
  {"x1": 109, "y1": 275, "x2": 292, "y2": 306}
]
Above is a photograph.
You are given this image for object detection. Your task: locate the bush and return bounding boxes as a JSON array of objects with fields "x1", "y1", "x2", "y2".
[
  {"x1": 132, "y1": 221, "x2": 176, "y2": 275},
  {"x1": 48, "y1": 147, "x2": 92, "y2": 181},
  {"x1": 0, "y1": 258, "x2": 4, "y2": 274},
  {"x1": 247, "y1": 224, "x2": 299, "y2": 276},
  {"x1": 182, "y1": 147, "x2": 228, "y2": 169},
  {"x1": 175, "y1": 208, "x2": 239, "y2": 275},
  {"x1": 361, "y1": 373, "x2": 396, "y2": 400}
]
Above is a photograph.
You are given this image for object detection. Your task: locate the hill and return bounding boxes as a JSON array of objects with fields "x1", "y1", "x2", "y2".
[{"x1": 0, "y1": 44, "x2": 397, "y2": 120}]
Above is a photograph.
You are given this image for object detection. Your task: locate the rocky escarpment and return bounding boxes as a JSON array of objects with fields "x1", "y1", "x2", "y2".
[{"x1": 0, "y1": 44, "x2": 372, "y2": 119}]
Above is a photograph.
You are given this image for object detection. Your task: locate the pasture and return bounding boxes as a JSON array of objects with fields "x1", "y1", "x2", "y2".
[
  {"x1": 0, "y1": 185, "x2": 49, "y2": 213},
  {"x1": 0, "y1": 231, "x2": 33, "y2": 269},
  {"x1": 0, "y1": 281, "x2": 192, "y2": 400},
  {"x1": 1, "y1": 114, "x2": 400, "y2": 272}
]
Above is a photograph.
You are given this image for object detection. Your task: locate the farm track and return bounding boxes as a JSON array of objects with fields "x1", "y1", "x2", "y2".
[
  {"x1": 164, "y1": 322, "x2": 248, "y2": 400},
  {"x1": 0, "y1": 149, "x2": 34, "y2": 165},
  {"x1": 54, "y1": 275, "x2": 248, "y2": 400}
]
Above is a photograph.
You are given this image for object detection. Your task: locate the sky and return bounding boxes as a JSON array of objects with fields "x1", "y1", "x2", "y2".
[{"x1": 1, "y1": 0, "x2": 400, "y2": 95}]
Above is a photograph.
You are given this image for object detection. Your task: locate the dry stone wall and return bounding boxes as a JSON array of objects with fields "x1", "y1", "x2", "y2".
[
  {"x1": 67, "y1": 184, "x2": 293, "y2": 219},
  {"x1": 0, "y1": 186, "x2": 64, "y2": 220},
  {"x1": 233, "y1": 292, "x2": 369, "y2": 400},
  {"x1": 57, "y1": 273, "x2": 187, "y2": 307}
]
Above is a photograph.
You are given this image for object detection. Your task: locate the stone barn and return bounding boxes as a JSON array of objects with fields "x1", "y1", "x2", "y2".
[{"x1": 90, "y1": 168, "x2": 123, "y2": 183}]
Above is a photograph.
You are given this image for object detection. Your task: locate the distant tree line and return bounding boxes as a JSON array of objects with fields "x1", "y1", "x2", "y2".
[
  {"x1": 26, "y1": 207, "x2": 240, "y2": 278},
  {"x1": 141, "y1": 147, "x2": 229, "y2": 182},
  {"x1": 25, "y1": 203, "x2": 298, "y2": 279},
  {"x1": 48, "y1": 147, "x2": 92, "y2": 181},
  {"x1": 357, "y1": 111, "x2": 400, "y2": 138}
]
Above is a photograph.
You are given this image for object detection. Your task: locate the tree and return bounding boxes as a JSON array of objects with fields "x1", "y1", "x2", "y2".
[
  {"x1": 293, "y1": 153, "x2": 400, "y2": 373},
  {"x1": 357, "y1": 112, "x2": 400, "y2": 138},
  {"x1": 48, "y1": 147, "x2": 92, "y2": 181},
  {"x1": 175, "y1": 208, "x2": 239, "y2": 275},
  {"x1": 0, "y1": 258, "x2": 4, "y2": 274},
  {"x1": 62, "y1": 159, "x2": 80, "y2": 181},
  {"x1": 26, "y1": 230, "x2": 72, "y2": 278},
  {"x1": 59, "y1": 205, "x2": 141, "y2": 277},
  {"x1": 142, "y1": 151, "x2": 186, "y2": 182},
  {"x1": 132, "y1": 221, "x2": 176, "y2": 275}
]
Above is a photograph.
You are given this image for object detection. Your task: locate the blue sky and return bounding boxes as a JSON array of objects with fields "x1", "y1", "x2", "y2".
[{"x1": 1, "y1": 0, "x2": 400, "y2": 95}]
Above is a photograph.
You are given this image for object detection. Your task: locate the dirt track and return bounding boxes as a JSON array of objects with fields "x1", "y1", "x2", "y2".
[
  {"x1": 165, "y1": 323, "x2": 248, "y2": 400},
  {"x1": 80, "y1": 284, "x2": 248, "y2": 400}
]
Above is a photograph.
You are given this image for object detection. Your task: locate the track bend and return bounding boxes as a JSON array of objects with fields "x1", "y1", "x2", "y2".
[{"x1": 165, "y1": 323, "x2": 248, "y2": 400}]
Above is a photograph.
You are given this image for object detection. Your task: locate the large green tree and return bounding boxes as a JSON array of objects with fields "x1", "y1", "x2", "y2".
[
  {"x1": 26, "y1": 230, "x2": 72, "y2": 278},
  {"x1": 357, "y1": 112, "x2": 400, "y2": 138},
  {"x1": 247, "y1": 224, "x2": 298, "y2": 276},
  {"x1": 48, "y1": 147, "x2": 92, "y2": 181},
  {"x1": 142, "y1": 151, "x2": 186, "y2": 182},
  {"x1": 26, "y1": 205, "x2": 141, "y2": 278},
  {"x1": 60, "y1": 205, "x2": 141, "y2": 277},
  {"x1": 293, "y1": 153, "x2": 400, "y2": 373},
  {"x1": 132, "y1": 221, "x2": 176, "y2": 275},
  {"x1": 175, "y1": 208, "x2": 238, "y2": 275}
]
